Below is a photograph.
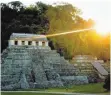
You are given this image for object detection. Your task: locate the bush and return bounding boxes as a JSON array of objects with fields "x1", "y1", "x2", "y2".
[{"x1": 103, "y1": 74, "x2": 110, "y2": 91}]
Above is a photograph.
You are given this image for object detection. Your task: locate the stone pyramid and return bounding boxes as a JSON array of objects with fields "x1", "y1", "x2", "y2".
[
  {"x1": 1, "y1": 33, "x2": 88, "y2": 90},
  {"x1": 71, "y1": 55, "x2": 109, "y2": 82}
]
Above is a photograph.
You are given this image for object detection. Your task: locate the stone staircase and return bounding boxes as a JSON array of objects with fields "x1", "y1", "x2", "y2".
[{"x1": 1, "y1": 46, "x2": 88, "y2": 90}]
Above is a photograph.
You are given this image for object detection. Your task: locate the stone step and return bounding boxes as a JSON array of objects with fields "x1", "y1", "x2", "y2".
[{"x1": 2, "y1": 44, "x2": 91, "y2": 90}]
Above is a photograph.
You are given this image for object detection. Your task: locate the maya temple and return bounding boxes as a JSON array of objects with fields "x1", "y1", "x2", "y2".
[{"x1": 1, "y1": 33, "x2": 110, "y2": 90}]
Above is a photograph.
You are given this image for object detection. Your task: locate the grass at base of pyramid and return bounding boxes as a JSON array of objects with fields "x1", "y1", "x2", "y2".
[{"x1": 2, "y1": 83, "x2": 110, "y2": 95}]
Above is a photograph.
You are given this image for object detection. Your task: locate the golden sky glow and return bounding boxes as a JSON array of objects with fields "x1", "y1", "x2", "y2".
[{"x1": 94, "y1": 23, "x2": 110, "y2": 36}]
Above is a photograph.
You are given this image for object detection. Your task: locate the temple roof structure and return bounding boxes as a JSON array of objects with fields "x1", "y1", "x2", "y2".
[{"x1": 10, "y1": 33, "x2": 48, "y2": 41}]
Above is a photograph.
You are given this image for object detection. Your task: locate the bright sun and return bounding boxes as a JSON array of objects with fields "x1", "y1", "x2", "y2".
[{"x1": 94, "y1": 22, "x2": 110, "y2": 36}]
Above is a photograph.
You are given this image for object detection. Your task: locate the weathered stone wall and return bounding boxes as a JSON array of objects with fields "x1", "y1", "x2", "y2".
[{"x1": 61, "y1": 76, "x2": 88, "y2": 86}]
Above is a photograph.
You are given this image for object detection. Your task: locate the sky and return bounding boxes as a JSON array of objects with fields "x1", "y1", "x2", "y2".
[{"x1": 1, "y1": 0, "x2": 111, "y2": 33}]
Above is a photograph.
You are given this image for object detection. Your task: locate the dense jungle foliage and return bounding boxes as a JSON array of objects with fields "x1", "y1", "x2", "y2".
[{"x1": 1, "y1": 1, "x2": 110, "y2": 61}]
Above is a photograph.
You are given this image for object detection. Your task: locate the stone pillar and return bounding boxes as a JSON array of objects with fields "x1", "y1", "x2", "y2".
[
  {"x1": 18, "y1": 40, "x2": 22, "y2": 46},
  {"x1": 36, "y1": 42, "x2": 39, "y2": 46},
  {"x1": 9, "y1": 40, "x2": 14, "y2": 46},
  {"x1": 45, "y1": 41, "x2": 48, "y2": 46},
  {"x1": 32, "y1": 41, "x2": 36, "y2": 46},
  {"x1": 39, "y1": 41, "x2": 42, "y2": 46},
  {"x1": 25, "y1": 41, "x2": 28, "y2": 45}
]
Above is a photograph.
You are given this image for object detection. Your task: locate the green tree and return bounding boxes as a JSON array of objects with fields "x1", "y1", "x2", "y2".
[
  {"x1": 8, "y1": 1, "x2": 24, "y2": 11},
  {"x1": 1, "y1": 1, "x2": 110, "y2": 61},
  {"x1": 1, "y1": 2, "x2": 49, "y2": 52}
]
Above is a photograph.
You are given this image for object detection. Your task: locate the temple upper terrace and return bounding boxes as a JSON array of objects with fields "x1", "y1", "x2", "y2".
[{"x1": 9, "y1": 33, "x2": 48, "y2": 46}]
